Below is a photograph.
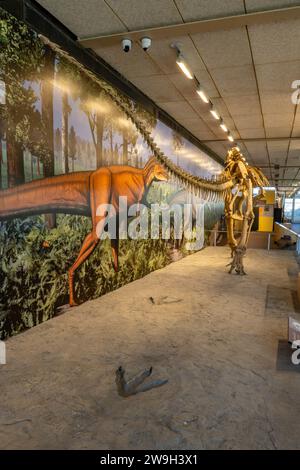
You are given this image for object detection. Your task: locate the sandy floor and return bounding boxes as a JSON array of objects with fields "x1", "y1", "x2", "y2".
[{"x1": 1, "y1": 247, "x2": 300, "y2": 450}]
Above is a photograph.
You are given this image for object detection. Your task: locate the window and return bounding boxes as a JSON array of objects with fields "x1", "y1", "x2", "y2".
[{"x1": 284, "y1": 198, "x2": 293, "y2": 221}]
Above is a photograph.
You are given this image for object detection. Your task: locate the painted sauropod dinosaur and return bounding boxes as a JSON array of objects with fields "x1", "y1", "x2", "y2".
[{"x1": 0, "y1": 157, "x2": 168, "y2": 306}]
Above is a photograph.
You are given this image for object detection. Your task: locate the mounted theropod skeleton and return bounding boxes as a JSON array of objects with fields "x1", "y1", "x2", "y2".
[{"x1": 0, "y1": 37, "x2": 269, "y2": 306}]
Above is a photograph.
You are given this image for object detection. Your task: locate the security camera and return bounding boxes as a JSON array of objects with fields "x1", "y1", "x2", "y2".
[
  {"x1": 122, "y1": 38, "x2": 132, "y2": 53},
  {"x1": 140, "y1": 37, "x2": 151, "y2": 51}
]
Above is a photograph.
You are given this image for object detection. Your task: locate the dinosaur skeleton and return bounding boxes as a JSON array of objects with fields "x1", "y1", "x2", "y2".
[
  {"x1": 0, "y1": 37, "x2": 270, "y2": 307},
  {"x1": 223, "y1": 147, "x2": 269, "y2": 275}
]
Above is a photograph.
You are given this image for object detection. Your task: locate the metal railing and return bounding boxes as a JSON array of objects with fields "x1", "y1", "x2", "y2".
[{"x1": 274, "y1": 222, "x2": 300, "y2": 255}]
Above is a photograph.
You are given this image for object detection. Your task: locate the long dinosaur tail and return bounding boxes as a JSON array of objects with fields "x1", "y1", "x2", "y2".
[{"x1": 0, "y1": 172, "x2": 92, "y2": 220}]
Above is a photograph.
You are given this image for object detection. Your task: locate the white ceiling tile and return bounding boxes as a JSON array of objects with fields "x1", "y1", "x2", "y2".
[
  {"x1": 206, "y1": 142, "x2": 230, "y2": 157},
  {"x1": 131, "y1": 75, "x2": 182, "y2": 102},
  {"x1": 264, "y1": 113, "x2": 294, "y2": 128},
  {"x1": 179, "y1": 118, "x2": 213, "y2": 131},
  {"x1": 37, "y1": 0, "x2": 126, "y2": 37},
  {"x1": 239, "y1": 128, "x2": 266, "y2": 138},
  {"x1": 289, "y1": 139, "x2": 300, "y2": 151},
  {"x1": 106, "y1": 0, "x2": 182, "y2": 30},
  {"x1": 233, "y1": 114, "x2": 263, "y2": 129},
  {"x1": 95, "y1": 43, "x2": 162, "y2": 78},
  {"x1": 159, "y1": 101, "x2": 200, "y2": 120},
  {"x1": 193, "y1": 70, "x2": 220, "y2": 97},
  {"x1": 210, "y1": 65, "x2": 257, "y2": 97},
  {"x1": 244, "y1": 141, "x2": 269, "y2": 159},
  {"x1": 292, "y1": 128, "x2": 300, "y2": 138},
  {"x1": 187, "y1": 98, "x2": 212, "y2": 118},
  {"x1": 266, "y1": 126, "x2": 291, "y2": 137},
  {"x1": 175, "y1": 0, "x2": 245, "y2": 21},
  {"x1": 167, "y1": 73, "x2": 202, "y2": 98},
  {"x1": 191, "y1": 28, "x2": 252, "y2": 68},
  {"x1": 248, "y1": 19, "x2": 300, "y2": 64},
  {"x1": 256, "y1": 61, "x2": 300, "y2": 94},
  {"x1": 193, "y1": 129, "x2": 217, "y2": 140},
  {"x1": 223, "y1": 95, "x2": 261, "y2": 115},
  {"x1": 267, "y1": 140, "x2": 289, "y2": 152},
  {"x1": 293, "y1": 109, "x2": 300, "y2": 127},
  {"x1": 267, "y1": 140, "x2": 289, "y2": 161},
  {"x1": 245, "y1": 0, "x2": 300, "y2": 14},
  {"x1": 210, "y1": 97, "x2": 231, "y2": 117},
  {"x1": 260, "y1": 93, "x2": 295, "y2": 115},
  {"x1": 190, "y1": 108, "x2": 233, "y2": 136},
  {"x1": 147, "y1": 36, "x2": 206, "y2": 75}
]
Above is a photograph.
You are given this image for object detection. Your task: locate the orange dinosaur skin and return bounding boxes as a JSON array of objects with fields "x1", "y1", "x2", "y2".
[{"x1": 0, "y1": 157, "x2": 168, "y2": 306}]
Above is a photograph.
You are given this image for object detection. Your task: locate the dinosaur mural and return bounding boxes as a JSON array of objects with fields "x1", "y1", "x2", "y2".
[
  {"x1": 0, "y1": 13, "x2": 269, "y2": 337},
  {"x1": 0, "y1": 147, "x2": 269, "y2": 306},
  {"x1": 0, "y1": 157, "x2": 168, "y2": 306}
]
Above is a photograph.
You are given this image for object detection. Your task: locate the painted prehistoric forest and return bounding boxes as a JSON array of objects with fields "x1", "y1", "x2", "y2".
[{"x1": 0, "y1": 9, "x2": 223, "y2": 338}]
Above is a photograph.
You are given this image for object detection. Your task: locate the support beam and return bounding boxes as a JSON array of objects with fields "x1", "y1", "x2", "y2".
[
  {"x1": 203, "y1": 137, "x2": 300, "y2": 143},
  {"x1": 260, "y1": 166, "x2": 300, "y2": 169},
  {"x1": 79, "y1": 6, "x2": 300, "y2": 48}
]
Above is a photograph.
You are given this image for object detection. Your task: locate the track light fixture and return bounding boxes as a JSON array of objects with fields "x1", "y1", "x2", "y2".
[
  {"x1": 176, "y1": 52, "x2": 193, "y2": 79},
  {"x1": 196, "y1": 84, "x2": 209, "y2": 103},
  {"x1": 210, "y1": 105, "x2": 220, "y2": 120},
  {"x1": 172, "y1": 44, "x2": 237, "y2": 151},
  {"x1": 220, "y1": 120, "x2": 228, "y2": 132}
]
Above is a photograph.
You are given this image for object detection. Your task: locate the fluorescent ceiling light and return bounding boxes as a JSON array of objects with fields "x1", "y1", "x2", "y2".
[
  {"x1": 176, "y1": 53, "x2": 193, "y2": 79},
  {"x1": 220, "y1": 121, "x2": 228, "y2": 132},
  {"x1": 210, "y1": 108, "x2": 220, "y2": 120},
  {"x1": 228, "y1": 134, "x2": 234, "y2": 142},
  {"x1": 196, "y1": 85, "x2": 209, "y2": 103}
]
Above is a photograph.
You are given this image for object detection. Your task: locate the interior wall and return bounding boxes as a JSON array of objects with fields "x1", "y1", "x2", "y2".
[{"x1": 0, "y1": 8, "x2": 224, "y2": 339}]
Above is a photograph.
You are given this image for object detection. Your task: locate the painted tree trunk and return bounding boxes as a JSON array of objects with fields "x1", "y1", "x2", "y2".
[
  {"x1": 122, "y1": 129, "x2": 128, "y2": 164},
  {"x1": 41, "y1": 46, "x2": 55, "y2": 178},
  {"x1": 0, "y1": 139, "x2": 2, "y2": 189},
  {"x1": 41, "y1": 45, "x2": 56, "y2": 228},
  {"x1": 62, "y1": 91, "x2": 69, "y2": 174},
  {"x1": 96, "y1": 111, "x2": 104, "y2": 168},
  {"x1": 5, "y1": 79, "x2": 24, "y2": 188},
  {"x1": 7, "y1": 138, "x2": 24, "y2": 188}
]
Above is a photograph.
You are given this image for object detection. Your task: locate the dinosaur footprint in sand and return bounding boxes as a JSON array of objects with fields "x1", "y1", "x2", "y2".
[{"x1": 115, "y1": 366, "x2": 168, "y2": 397}]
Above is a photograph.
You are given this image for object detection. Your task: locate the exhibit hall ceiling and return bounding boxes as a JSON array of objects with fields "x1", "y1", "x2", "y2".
[{"x1": 36, "y1": 0, "x2": 300, "y2": 193}]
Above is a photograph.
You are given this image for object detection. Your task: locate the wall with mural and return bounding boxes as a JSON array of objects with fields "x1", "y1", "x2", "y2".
[{"x1": 0, "y1": 8, "x2": 224, "y2": 339}]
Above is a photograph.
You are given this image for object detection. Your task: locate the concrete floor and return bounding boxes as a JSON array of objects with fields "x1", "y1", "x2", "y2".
[{"x1": 1, "y1": 247, "x2": 300, "y2": 450}]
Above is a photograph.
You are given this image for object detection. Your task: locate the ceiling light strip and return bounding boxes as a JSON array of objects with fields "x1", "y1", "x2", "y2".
[{"x1": 175, "y1": 51, "x2": 236, "y2": 147}]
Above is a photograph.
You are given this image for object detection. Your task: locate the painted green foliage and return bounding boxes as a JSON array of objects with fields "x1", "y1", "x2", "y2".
[
  {"x1": 0, "y1": 9, "x2": 51, "y2": 186},
  {"x1": 0, "y1": 215, "x2": 171, "y2": 339},
  {"x1": 0, "y1": 10, "x2": 224, "y2": 339}
]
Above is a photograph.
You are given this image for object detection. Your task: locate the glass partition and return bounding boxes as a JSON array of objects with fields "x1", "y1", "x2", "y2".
[
  {"x1": 284, "y1": 197, "x2": 293, "y2": 221},
  {"x1": 294, "y1": 193, "x2": 300, "y2": 223},
  {"x1": 283, "y1": 192, "x2": 300, "y2": 223}
]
